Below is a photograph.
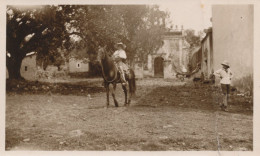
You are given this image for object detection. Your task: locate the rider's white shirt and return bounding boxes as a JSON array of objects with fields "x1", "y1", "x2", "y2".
[{"x1": 113, "y1": 49, "x2": 127, "y2": 59}]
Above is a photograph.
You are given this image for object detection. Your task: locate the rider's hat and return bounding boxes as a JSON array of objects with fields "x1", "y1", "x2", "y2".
[
  {"x1": 115, "y1": 42, "x2": 126, "y2": 49},
  {"x1": 221, "y1": 60, "x2": 230, "y2": 67}
]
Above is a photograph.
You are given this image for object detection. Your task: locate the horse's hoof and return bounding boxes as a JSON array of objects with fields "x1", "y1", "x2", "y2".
[{"x1": 114, "y1": 101, "x2": 119, "y2": 107}]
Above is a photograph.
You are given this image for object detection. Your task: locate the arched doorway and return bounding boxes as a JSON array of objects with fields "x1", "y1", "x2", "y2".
[{"x1": 154, "y1": 57, "x2": 164, "y2": 77}]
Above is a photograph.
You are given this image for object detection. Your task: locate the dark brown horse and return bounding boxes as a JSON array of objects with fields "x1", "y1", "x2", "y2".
[{"x1": 97, "y1": 47, "x2": 136, "y2": 107}]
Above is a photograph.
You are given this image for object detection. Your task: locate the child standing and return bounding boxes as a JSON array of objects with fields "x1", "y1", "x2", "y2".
[{"x1": 214, "y1": 60, "x2": 233, "y2": 112}]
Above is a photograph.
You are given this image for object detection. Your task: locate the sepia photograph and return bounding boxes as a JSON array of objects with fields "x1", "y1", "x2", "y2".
[{"x1": 1, "y1": 0, "x2": 258, "y2": 154}]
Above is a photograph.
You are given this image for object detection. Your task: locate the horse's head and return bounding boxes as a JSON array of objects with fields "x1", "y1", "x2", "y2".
[
  {"x1": 97, "y1": 46, "x2": 106, "y2": 63},
  {"x1": 97, "y1": 45, "x2": 118, "y2": 83},
  {"x1": 97, "y1": 46, "x2": 113, "y2": 64}
]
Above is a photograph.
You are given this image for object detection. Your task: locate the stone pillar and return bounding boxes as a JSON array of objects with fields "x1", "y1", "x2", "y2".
[
  {"x1": 134, "y1": 61, "x2": 144, "y2": 79},
  {"x1": 147, "y1": 54, "x2": 152, "y2": 70},
  {"x1": 164, "y1": 60, "x2": 174, "y2": 78},
  {"x1": 179, "y1": 39, "x2": 183, "y2": 68}
]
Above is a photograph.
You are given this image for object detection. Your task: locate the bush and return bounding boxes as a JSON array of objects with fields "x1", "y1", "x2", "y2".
[{"x1": 233, "y1": 74, "x2": 253, "y2": 96}]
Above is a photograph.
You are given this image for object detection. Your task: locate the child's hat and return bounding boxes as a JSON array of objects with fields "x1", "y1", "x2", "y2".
[
  {"x1": 221, "y1": 60, "x2": 230, "y2": 67},
  {"x1": 115, "y1": 42, "x2": 126, "y2": 49}
]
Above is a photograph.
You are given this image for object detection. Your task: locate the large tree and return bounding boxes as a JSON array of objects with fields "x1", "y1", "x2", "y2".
[
  {"x1": 119, "y1": 5, "x2": 169, "y2": 64},
  {"x1": 6, "y1": 5, "x2": 170, "y2": 79},
  {"x1": 184, "y1": 29, "x2": 201, "y2": 48},
  {"x1": 183, "y1": 29, "x2": 203, "y2": 73},
  {"x1": 6, "y1": 5, "x2": 74, "y2": 79}
]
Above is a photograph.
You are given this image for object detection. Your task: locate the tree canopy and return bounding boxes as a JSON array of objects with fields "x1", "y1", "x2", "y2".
[
  {"x1": 183, "y1": 29, "x2": 201, "y2": 48},
  {"x1": 6, "y1": 5, "x2": 170, "y2": 79}
]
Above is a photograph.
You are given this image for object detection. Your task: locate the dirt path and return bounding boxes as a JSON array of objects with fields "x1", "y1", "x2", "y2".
[{"x1": 6, "y1": 78, "x2": 253, "y2": 151}]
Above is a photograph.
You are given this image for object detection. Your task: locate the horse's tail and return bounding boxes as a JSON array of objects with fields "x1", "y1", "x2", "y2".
[{"x1": 129, "y1": 69, "x2": 136, "y2": 95}]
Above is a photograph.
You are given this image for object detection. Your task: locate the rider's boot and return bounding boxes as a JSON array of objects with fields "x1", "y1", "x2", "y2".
[{"x1": 119, "y1": 67, "x2": 127, "y2": 86}]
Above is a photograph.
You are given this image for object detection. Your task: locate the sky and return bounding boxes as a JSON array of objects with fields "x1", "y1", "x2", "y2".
[
  {"x1": 158, "y1": 0, "x2": 255, "y2": 33},
  {"x1": 159, "y1": 0, "x2": 213, "y2": 33}
]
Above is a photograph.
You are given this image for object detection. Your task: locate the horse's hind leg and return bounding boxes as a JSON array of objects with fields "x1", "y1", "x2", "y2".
[
  {"x1": 128, "y1": 93, "x2": 131, "y2": 105},
  {"x1": 122, "y1": 85, "x2": 128, "y2": 106},
  {"x1": 127, "y1": 80, "x2": 133, "y2": 105},
  {"x1": 105, "y1": 83, "x2": 110, "y2": 108},
  {"x1": 111, "y1": 83, "x2": 119, "y2": 107}
]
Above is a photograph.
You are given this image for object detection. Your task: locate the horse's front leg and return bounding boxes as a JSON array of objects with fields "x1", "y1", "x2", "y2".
[
  {"x1": 111, "y1": 83, "x2": 119, "y2": 107},
  {"x1": 105, "y1": 83, "x2": 110, "y2": 108},
  {"x1": 122, "y1": 85, "x2": 128, "y2": 106},
  {"x1": 128, "y1": 92, "x2": 132, "y2": 106}
]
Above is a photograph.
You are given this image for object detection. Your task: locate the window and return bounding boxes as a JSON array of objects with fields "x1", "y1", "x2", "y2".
[
  {"x1": 77, "y1": 63, "x2": 81, "y2": 68},
  {"x1": 25, "y1": 66, "x2": 28, "y2": 71}
]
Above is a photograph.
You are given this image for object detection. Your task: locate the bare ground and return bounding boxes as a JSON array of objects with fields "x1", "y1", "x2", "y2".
[{"x1": 5, "y1": 78, "x2": 253, "y2": 151}]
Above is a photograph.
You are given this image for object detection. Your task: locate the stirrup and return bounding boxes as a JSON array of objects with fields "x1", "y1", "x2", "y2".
[
  {"x1": 121, "y1": 78, "x2": 127, "y2": 84},
  {"x1": 121, "y1": 82, "x2": 127, "y2": 86}
]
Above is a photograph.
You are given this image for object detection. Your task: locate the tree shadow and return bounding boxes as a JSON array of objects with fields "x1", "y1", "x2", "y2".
[{"x1": 131, "y1": 84, "x2": 253, "y2": 115}]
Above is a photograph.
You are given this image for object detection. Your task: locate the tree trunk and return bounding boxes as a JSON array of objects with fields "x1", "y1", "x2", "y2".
[{"x1": 6, "y1": 55, "x2": 24, "y2": 80}]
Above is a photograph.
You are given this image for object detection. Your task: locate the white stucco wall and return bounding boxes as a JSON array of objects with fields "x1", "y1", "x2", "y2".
[
  {"x1": 20, "y1": 54, "x2": 37, "y2": 80},
  {"x1": 68, "y1": 58, "x2": 89, "y2": 73},
  {"x1": 212, "y1": 5, "x2": 253, "y2": 85}
]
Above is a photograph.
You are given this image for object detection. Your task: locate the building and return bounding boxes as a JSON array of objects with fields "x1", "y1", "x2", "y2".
[
  {"x1": 68, "y1": 57, "x2": 89, "y2": 73},
  {"x1": 20, "y1": 52, "x2": 37, "y2": 80},
  {"x1": 141, "y1": 27, "x2": 190, "y2": 78},
  {"x1": 201, "y1": 5, "x2": 253, "y2": 92},
  {"x1": 201, "y1": 28, "x2": 213, "y2": 79}
]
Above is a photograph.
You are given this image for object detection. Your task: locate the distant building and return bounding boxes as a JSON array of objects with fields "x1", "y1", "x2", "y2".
[
  {"x1": 201, "y1": 28, "x2": 213, "y2": 79},
  {"x1": 20, "y1": 52, "x2": 37, "y2": 80},
  {"x1": 140, "y1": 27, "x2": 190, "y2": 78},
  {"x1": 68, "y1": 57, "x2": 89, "y2": 73}
]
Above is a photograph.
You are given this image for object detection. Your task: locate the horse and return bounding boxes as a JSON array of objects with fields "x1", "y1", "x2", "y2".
[{"x1": 97, "y1": 46, "x2": 136, "y2": 107}]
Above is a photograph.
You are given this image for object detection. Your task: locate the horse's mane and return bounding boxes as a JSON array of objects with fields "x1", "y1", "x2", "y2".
[{"x1": 99, "y1": 47, "x2": 118, "y2": 82}]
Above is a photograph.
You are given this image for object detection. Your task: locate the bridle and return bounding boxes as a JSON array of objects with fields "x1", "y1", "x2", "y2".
[{"x1": 99, "y1": 49, "x2": 118, "y2": 83}]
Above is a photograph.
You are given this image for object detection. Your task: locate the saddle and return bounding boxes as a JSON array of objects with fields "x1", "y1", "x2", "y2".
[{"x1": 114, "y1": 60, "x2": 130, "y2": 78}]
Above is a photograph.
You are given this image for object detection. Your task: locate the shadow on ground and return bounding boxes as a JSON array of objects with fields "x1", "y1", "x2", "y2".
[{"x1": 132, "y1": 83, "x2": 253, "y2": 115}]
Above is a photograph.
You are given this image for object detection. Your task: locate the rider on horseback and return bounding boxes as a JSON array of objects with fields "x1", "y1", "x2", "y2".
[{"x1": 112, "y1": 42, "x2": 128, "y2": 86}]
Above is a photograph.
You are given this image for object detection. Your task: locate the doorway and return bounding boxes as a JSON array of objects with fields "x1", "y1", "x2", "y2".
[{"x1": 154, "y1": 57, "x2": 164, "y2": 78}]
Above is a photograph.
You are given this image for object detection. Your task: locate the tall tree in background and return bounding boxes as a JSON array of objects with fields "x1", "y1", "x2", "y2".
[
  {"x1": 123, "y1": 5, "x2": 169, "y2": 64},
  {"x1": 6, "y1": 5, "x2": 73, "y2": 79},
  {"x1": 184, "y1": 29, "x2": 201, "y2": 47},
  {"x1": 6, "y1": 5, "x2": 170, "y2": 79},
  {"x1": 67, "y1": 5, "x2": 169, "y2": 62},
  {"x1": 184, "y1": 29, "x2": 202, "y2": 73}
]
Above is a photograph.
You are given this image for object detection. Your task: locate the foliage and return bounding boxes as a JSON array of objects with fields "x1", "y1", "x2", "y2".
[
  {"x1": 184, "y1": 29, "x2": 201, "y2": 48},
  {"x1": 6, "y1": 5, "x2": 170, "y2": 79},
  {"x1": 6, "y1": 5, "x2": 72, "y2": 79},
  {"x1": 183, "y1": 29, "x2": 202, "y2": 73},
  {"x1": 233, "y1": 74, "x2": 253, "y2": 96},
  {"x1": 68, "y1": 5, "x2": 169, "y2": 63}
]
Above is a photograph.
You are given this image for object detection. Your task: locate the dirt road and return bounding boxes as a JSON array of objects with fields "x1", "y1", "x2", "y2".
[{"x1": 6, "y1": 78, "x2": 253, "y2": 151}]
